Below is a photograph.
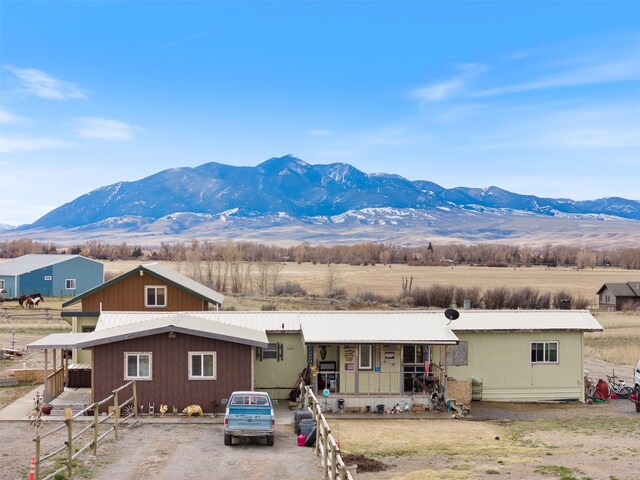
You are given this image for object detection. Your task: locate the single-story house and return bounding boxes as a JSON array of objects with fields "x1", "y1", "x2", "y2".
[
  {"x1": 596, "y1": 282, "x2": 640, "y2": 311},
  {"x1": 61, "y1": 262, "x2": 224, "y2": 367},
  {"x1": 28, "y1": 314, "x2": 267, "y2": 410},
  {"x1": 28, "y1": 310, "x2": 602, "y2": 410},
  {"x1": 0, "y1": 254, "x2": 103, "y2": 297}
]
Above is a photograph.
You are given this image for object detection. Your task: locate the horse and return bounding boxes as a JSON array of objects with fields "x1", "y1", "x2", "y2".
[
  {"x1": 19, "y1": 293, "x2": 44, "y2": 308},
  {"x1": 24, "y1": 296, "x2": 44, "y2": 309}
]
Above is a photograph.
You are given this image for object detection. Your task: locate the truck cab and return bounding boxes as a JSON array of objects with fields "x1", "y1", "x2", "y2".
[{"x1": 224, "y1": 391, "x2": 275, "y2": 446}]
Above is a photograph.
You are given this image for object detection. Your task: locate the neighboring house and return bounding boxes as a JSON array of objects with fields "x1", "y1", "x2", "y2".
[
  {"x1": 61, "y1": 262, "x2": 224, "y2": 365},
  {"x1": 28, "y1": 309, "x2": 602, "y2": 409},
  {"x1": 596, "y1": 282, "x2": 640, "y2": 311},
  {"x1": 0, "y1": 254, "x2": 103, "y2": 297}
]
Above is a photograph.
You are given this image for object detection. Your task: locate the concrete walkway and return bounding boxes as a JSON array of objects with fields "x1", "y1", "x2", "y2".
[{"x1": 0, "y1": 384, "x2": 43, "y2": 421}]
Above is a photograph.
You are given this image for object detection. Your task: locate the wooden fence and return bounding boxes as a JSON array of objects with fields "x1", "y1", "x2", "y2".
[
  {"x1": 304, "y1": 386, "x2": 355, "y2": 480},
  {"x1": 33, "y1": 381, "x2": 138, "y2": 480}
]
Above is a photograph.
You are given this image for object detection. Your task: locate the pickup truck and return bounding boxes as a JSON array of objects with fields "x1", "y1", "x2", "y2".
[{"x1": 224, "y1": 391, "x2": 275, "y2": 446}]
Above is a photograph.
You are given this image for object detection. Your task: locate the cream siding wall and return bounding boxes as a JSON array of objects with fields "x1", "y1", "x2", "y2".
[
  {"x1": 71, "y1": 316, "x2": 98, "y2": 364},
  {"x1": 448, "y1": 331, "x2": 584, "y2": 401},
  {"x1": 338, "y1": 345, "x2": 402, "y2": 395},
  {"x1": 253, "y1": 332, "x2": 307, "y2": 399}
]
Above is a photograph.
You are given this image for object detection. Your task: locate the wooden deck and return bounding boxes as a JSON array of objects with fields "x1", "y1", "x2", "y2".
[{"x1": 48, "y1": 387, "x2": 92, "y2": 415}]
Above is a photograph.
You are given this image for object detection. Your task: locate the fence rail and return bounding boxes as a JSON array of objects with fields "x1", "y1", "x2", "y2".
[
  {"x1": 304, "y1": 386, "x2": 354, "y2": 480},
  {"x1": 33, "y1": 380, "x2": 137, "y2": 480}
]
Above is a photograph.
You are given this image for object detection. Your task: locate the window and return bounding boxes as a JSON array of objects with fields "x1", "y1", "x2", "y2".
[
  {"x1": 0, "y1": 280, "x2": 4, "y2": 289},
  {"x1": 81, "y1": 325, "x2": 95, "y2": 333},
  {"x1": 263, "y1": 343, "x2": 278, "y2": 359},
  {"x1": 189, "y1": 352, "x2": 216, "y2": 380},
  {"x1": 44, "y1": 276, "x2": 52, "y2": 281},
  {"x1": 358, "y1": 345, "x2": 372, "y2": 370},
  {"x1": 65, "y1": 279, "x2": 76, "y2": 289},
  {"x1": 531, "y1": 342, "x2": 558, "y2": 364},
  {"x1": 145, "y1": 286, "x2": 167, "y2": 307},
  {"x1": 124, "y1": 353, "x2": 152, "y2": 379}
]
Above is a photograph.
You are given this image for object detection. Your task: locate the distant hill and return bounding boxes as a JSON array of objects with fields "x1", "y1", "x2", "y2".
[{"x1": 7, "y1": 155, "x2": 640, "y2": 247}]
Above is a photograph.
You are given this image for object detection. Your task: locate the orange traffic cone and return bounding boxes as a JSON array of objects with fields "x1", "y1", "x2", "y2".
[{"x1": 28, "y1": 456, "x2": 36, "y2": 480}]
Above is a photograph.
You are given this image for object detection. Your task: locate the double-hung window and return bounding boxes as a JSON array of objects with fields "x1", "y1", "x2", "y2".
[
  {"x1": 358, "y1": 345, "x2": 372, "y2": 370},
  {"x1": 145, "y1": 286, "x2": 167, "y2": 307},
  {"x1": 125, "y1": 352, "x2": 152, "y2": 380},
  {"x1": 189, "y1": 352, "x2": 217, "y2": 380},
  {"x1": 530, "y1": 341, "x2": 558, "y2": 364}
]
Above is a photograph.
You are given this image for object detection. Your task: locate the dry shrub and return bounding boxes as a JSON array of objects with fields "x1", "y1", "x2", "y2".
[
  {"x1": 274, "y1": 281, "x2": 307, "y2": 296},
  {"x1": 356, "y1": 291, "x2": 388, "y2": 304},
  {"x1": 104, "y1": 271, "x2": 124, "y2": 282},
  {"x1": 621, "y1": 300, "x2": 640, "y2": 312},
  {"x1": 483, "y1": 286, "x2": 510, "y2": 309},
  {"x1": 409, "y1": 287, "x2": 430, "y2": 307},
  {"x1": 427, "y1": 284, "x2": 454, "y2": 308},
  {"x1": 553, "y1": 289, "x2": 573, "y2": 309},
  {"x1": 261, "y1": 303, "x2": 277, "y2": 311},
  {"x1": 573, "y1": 295, "x2": 592, "y2": 309},
  {"x1": 326, "y1": 287, "x2": 348, "y2": 299}
]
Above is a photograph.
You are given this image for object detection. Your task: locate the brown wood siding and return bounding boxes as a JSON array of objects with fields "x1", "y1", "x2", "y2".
[
  {"x1": 81, "y1": 272, "x2": 207, "y2": 312},
  {"x1": 93, "y1": 332, "x2": 252, "y2": 413}
]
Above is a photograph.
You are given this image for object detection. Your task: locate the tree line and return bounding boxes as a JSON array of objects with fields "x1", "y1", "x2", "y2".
[{"x1": 1, "y1": 237, "x2": 639, "y2": 269}]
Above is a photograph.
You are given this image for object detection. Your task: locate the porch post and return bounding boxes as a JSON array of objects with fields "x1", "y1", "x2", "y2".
[
  {"x1": 443, "y1": 345, "x2": 448, "y2": 399},
  {"x1": 43, "y1": 349, "x2": 49, "y2": 400}
]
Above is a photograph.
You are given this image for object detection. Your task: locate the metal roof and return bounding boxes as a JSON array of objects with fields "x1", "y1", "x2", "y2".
[
  {"x1": 29, "y1": 314, "x2": 268, "y2": 350},
  {"x1": 596, "y1": 282, "x2": 640, "y2": 298},
  {"x1": 62, "y1": 262, "x2": 224, "y2": 307},
  {"x1": 97, "y1": 311, "x2": 301, "y2": 332},
  {"x1": 449, "y1": 310, "x2": 603, "y2": 332},
  {"x1": 27, "y1": 333, "x2": 89, "y2": 350},
  {"x1": 0, "y1": 254, "x2": 101, "y2": 276},
  {"x1": 298, "y1": 311, "x2": 459, "y2": 344}
]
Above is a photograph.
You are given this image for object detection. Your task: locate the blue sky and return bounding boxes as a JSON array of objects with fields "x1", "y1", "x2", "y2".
[{"x1": 1, "y1": 1, "x2": 639, "y2": 226}]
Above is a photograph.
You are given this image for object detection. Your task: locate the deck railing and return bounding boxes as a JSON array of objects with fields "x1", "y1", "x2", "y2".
[
  {"x1": 304, "y1": 386, "x2": 354, "y2": 480},
  {"x1": 33, "y1": 380, "x2": 138, "y2": 480},
  {"x1": 43, "y1": 368, "x2": 65, "y2": 403}
]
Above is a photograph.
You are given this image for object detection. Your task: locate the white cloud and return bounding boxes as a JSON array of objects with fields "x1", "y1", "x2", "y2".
[
  {"x1": 0, "y1": 135, "x2": 74, "y2": 154},
  {"x1": 412, "y1": 63, "x2": 487, "y2": 102},
  {"x1": 0, "y1": 107, "x2": 27, "y2": 124},
  {"x1": 308, "y1": 129, "x2": 331, "y2": 136},
  {"x1": 75, "y1": 117, "x2": 139, "y2": 141},
  {"x1": 5, "y1": 66, "x2": 88, "y2": 100}
]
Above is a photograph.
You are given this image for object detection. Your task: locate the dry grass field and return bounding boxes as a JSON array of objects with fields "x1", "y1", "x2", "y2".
[{"x1": 104, "y1": 260, "x2": 640, "y2": 301}]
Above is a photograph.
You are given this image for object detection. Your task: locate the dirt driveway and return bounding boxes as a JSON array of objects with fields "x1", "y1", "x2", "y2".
[{"x1": 0, "y1": 422, "x2": 322, "y2": 480}]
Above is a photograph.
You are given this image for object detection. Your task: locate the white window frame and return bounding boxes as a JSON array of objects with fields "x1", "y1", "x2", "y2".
[
  {"x1": 145, "y1": 285, "x2": 167, "y2": 307},
  {"x1": 124, "y1": 352, "x2": 152, "y2": 380},
  {"x1": 188, "y1": 351, "x2": 217, "y2": 380},
  {"x1": 65, "y1": 278, "x2": 76, "y2": 289},
  {"x1": 530, "y1": 341, "x2": 559, "y2": 364},
  {"x1": 358, "y1": 344, "x2": 372, "y2": 370},
  {"x1": 44, "y1": 276, "x2": 52, "y2": 281},
  {"x1": 263, "y1": 343, "x2": 278, "y2": 359},
  {"x1": 0, "y1": 279, "x2": 4, "y2": 289}
]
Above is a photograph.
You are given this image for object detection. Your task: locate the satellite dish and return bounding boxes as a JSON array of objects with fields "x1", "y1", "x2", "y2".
[{"x1": 444, "y1": 308, "x2": 460, "y2": 324}]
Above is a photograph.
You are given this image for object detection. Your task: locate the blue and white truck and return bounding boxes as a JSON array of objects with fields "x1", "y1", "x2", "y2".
[{"x1": 224, "y1": 391, "x2": 275, "y2": 446}]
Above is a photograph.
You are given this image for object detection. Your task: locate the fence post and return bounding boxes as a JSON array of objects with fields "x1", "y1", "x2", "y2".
[
  {"x1": 93, "y1": 401, "x2": 99, "y2": 455},
  {"x1": 66, "y1": 417, "x2": 73, "y2": 478},
  {"x1": 133, "y1": 381, "x2": 138, "y2": 419},
  {"x1": 340, "y1": 464, "x2": 347, "y2": 480},
  {"x1": 34, "y1": 433, "x2": 41, "y2": 480},
  {"x1": 314, "y1": 403, "x2": 321, "y2": 457},
  {"x1": 330, "y1": 442, "x2": 337, "y2": 480},
  {"x1": 322, "y1": 425, "x2": 329, "y2": 480},
  {"x1": 113, "y1": 389, "x2": 119, "y2": 440}
]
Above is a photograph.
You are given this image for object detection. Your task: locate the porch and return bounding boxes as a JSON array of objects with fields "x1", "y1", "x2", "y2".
[{"x1": 47, "y1": 387, "x2": 92, "y2": 416}]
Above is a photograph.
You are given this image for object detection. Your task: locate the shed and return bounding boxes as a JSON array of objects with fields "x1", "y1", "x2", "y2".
[{"x1": 0, "y1": 254, "x2": 103, "y2": 297}]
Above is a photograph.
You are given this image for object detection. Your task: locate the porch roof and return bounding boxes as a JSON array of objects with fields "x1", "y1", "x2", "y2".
[
  {"x1": 299, "y1": 312, "x2": 459, "y2": 344},
  {"x1": 27, "y1": 333, "x2": 88, "y2": 349}
]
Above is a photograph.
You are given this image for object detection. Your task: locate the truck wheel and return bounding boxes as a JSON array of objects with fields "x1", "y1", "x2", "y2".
[
  {"x1": 224, "y1": 433, "x2": 233, "y2": 446},
  {"x1": 636, "y1": 386, "x2": 640, "y2": 413},
  {"x1": 266, "y1": 435, "x2": 274, "y2": 446}
]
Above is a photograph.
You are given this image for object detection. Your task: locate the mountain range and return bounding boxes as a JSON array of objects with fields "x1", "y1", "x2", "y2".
[{"x1": 6, "y1": 155, "x2": 640, "y2": 247}]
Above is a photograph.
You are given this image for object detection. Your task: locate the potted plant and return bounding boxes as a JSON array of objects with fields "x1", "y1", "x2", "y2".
[{"x1": 40, "y1": 404, "x2": 53, "y2": 415}]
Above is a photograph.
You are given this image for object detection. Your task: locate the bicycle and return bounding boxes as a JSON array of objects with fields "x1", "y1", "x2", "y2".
[{"x1": 606, "y1": 374, "x2": 634, "y2": 399}]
